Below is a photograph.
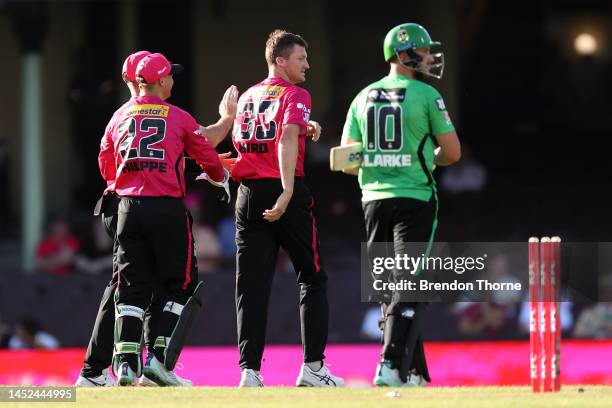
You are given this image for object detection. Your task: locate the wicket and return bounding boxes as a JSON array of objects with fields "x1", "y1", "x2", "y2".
[{"x1": 528, "y1": 236, "x2": 561, "y2": 392}]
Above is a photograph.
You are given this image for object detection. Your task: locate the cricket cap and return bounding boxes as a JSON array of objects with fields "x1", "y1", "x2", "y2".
[
  {"x1": 136, "y1": 52, "x2": 184, "y2": 84},
  {"x1": 122, "y1": 50, "x2": 151, "y2": 82}
]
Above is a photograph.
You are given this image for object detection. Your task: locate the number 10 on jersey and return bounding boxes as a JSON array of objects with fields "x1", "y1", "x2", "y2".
[{"x1": 365, "y1": 104, "x2": 403, "y2": 152}]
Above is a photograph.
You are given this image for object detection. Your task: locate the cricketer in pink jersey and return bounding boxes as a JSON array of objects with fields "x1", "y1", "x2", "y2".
[
  {"x1": 232, "y1": 30, "x2": 344, "y2": 388},
  {"x1": 105, "y1": 53, "x2": 234, "y2": 387}
]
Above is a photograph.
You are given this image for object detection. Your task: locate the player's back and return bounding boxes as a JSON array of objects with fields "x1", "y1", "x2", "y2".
[
  {"x1": 346, "y1": 76, "x2": 453, "y2": 202},
  {"x1": 231, "y1": 77, "x2": 311, "y2": 181},
  {"x1": 107, "y1": 95, "x2": 195, "y2": 198}
]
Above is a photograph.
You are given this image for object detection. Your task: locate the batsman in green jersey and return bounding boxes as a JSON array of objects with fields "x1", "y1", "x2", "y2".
[{"x1": 341, "y1": 23, "x2": 461, "y2": 387}]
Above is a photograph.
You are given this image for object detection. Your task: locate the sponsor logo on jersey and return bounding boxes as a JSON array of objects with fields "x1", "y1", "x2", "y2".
[
  {"x1": 367, "y1": 88, "x2": 406, "y2": 103},
  {"x1": 363, "y1": 154, "x2": 412, "y2": 167},
  {"x1": 296, "y1": 102, "x2": 311, "y2": 122},
  {"x1": 258, "y1": 85, "x2": 286, "y2": 99},
  {"x1": 125, "y1": 104, "x2": 169, "y2": 118},
  {"x1": 435, "y1": 97, "x2": 447, "y2": 111}
]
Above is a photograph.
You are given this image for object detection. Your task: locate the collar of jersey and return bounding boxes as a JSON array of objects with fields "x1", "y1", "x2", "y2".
[
  {"x1": 135, "y1": 95, "x2": 164, "y2": 103},
  {"x1": 264, "y1": 76, "x2": 292, "y2": 86},
  {"x1": 387, "y1": 74, "x2": 412, "y2": 81}
]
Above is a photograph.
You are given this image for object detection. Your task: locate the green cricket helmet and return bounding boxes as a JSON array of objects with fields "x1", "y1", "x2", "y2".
[{"x1": 383, "y1": 23, "x2": 444, "y2": 79}]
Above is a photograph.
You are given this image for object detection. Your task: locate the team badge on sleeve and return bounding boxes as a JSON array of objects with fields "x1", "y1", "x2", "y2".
[
  {"x1": 435, "y1": 97, "x2": 447, "y2": 111},
  {"x1": 443, "y1": 111, "x2": 453, "y2": 125}
]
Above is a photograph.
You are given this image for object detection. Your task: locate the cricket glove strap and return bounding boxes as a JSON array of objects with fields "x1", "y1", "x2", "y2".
[{"x1": 196, "y1": 168, "x2": 231, "y2": 203}]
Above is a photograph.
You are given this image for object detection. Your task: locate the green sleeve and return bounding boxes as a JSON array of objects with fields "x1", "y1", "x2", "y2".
[
  {"x1": 427, "y1": 89, "x2": 455, "y2": 136},
  {"x1": 341, "y1": 95, "x2": 362, "y2": 144}
]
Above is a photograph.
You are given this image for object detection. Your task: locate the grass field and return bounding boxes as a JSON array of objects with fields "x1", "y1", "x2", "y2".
[{"x1": 3, "y1": 386, "x2": 612, "y2": 408}]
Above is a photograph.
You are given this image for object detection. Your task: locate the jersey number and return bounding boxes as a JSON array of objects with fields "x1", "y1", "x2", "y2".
[
  {"x1": 237, "y1": 100, "x2": 278, "y2": 141},
  {"x1": 365, "y1": 105, "x2": 403, "y2": 152},
  {"x1": 118, "y1": 118, "x2": 166, "y2": 160}
]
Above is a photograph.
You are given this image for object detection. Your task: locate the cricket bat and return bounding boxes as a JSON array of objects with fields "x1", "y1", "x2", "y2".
[{"x1": 329, "y1": 142, "x2": 363, "y2": 171}]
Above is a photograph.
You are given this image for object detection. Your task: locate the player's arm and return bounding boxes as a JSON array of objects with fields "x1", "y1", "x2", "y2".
[
  {"x1": 98, "y1": 121, "x2": 116, "y2": 184},
  {"x1": 434, "y1": 131, "x2": 461, "y2": 166},
  {"x1": 339, "y1": 98, "x2": 362, "y2": 176},
  {"x1": 184, "y1": 117, "x2": 226, "y2": 183},
  {"x1": 428, "y1": 90, "x2": 461, "y2": 166},
  {"x1": 199, "y1": 85, "x2": 239, "y2": 147},
  {"x1": 185, "y1": 113, "x2": 233, "y2": 202},
  {"x1": 263, "y1": 124, "x2": 299, "y2": 222}
]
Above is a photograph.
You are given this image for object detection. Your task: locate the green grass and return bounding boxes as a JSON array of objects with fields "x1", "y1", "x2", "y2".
[{"x1": 3, "y1": 386, "x2": 612, "y2": 408}]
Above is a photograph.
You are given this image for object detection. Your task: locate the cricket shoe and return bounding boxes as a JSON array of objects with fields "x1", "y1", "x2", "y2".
[
  {"x1": 296, "y1": 363, "x2": 345, "y2": 387},
  {"x1": 373, "y1": 360, "x2": 404, "y2": 387},
  {"x1": 142, "y1": 356, "x2": 192, "y2": 386},
  {"x1": 117, "y1": 362, "x2": 137, "y2": 386},
  {"x1": 75, "y1": 368, "x2": 116, "y2": 387},
  {"x1": 138, "y1": 374, "x2": 159, "y2": 387},
  {"x1": 239, "y1": 369, "x2": 264, "y2": 387},
  {"x1": 139, "y1": 371, "x2": 191, "y2": 387},
  {"x1": 406, "y1": 370, "x2": 427, "y2": 387}
]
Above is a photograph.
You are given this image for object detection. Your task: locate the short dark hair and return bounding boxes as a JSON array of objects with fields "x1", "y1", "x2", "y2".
[{"x1": 265, "y1": 29, "x2": 308, "y2": 66}]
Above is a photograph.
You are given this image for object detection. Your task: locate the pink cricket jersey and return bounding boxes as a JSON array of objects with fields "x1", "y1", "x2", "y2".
[
  {"x1": 231, "y1": 77, "x2": 311, "y2": 181},
  {"x1": 98, "y1": 95, "x2": 224, "y2": 197}
]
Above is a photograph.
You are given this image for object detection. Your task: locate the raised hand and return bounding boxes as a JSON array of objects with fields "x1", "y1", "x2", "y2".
[{"x1": 219, "y1": 85, "x2": 239, "y2": 119}]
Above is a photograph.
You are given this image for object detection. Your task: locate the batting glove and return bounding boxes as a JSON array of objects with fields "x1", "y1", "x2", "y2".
[{"x1": 196, "y1": 168, "x2": 231, "y2": 203}]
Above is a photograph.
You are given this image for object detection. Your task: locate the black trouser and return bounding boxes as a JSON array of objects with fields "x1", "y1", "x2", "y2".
[
  {"x1": 114, "y1": 196, "x2": 198, "y2": 371},
  {"x1": 362, "y1": 196, "x2": 437, "y2": 382},
  {"x1": 81, "y1": 193, "x2": 163, "y2": 377},
  {"x1": 235, "y1": 178, "x2": 328, "y2": 370}
]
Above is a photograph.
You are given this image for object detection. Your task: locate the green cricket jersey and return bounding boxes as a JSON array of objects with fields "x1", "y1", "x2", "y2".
[{"x1": 342, "y1": 74, "x2": 455, "y2": 202}]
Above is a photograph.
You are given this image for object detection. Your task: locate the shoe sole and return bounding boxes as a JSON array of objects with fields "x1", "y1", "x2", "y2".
[
  {"x1": 139, "y1": 378, "x2": 159, "y2": 387},
  {"x1": 296, "y1": 382, "x2": 313, "y2": 387},
  {"x1": 373, "y1": 378, "x2": 402, "y2": 387},
  {"x1": 238, "y1": 382, "x2": 264, "y2": 388},
  {"x1": 296, "y1": 378, "x2": 343, "y2": 387},
  {"x1": 118, "y1": 377, "x2": 135, "y2": 386}
]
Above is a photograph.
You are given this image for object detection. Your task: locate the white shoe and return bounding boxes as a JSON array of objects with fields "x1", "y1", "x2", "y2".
[
  {"x1": 117, "y1": 362, "x2": 137, "y2": 387},
  {"x1": 138, "y1": 374, "x2": 159, "y2": 387},
  {"x1": 75, "y1": 368, "x2": 116, "y2": 387},
  {"x1": 142, "y1": 356, "x2": 192, "y2": 386},
  {"x1": 373, "y1": 361, "x2": 404, "y2": 387},
  {"x1": 239, "y1": 369, "x2": 264, "y2": 387},
  {"x1": 296, "y1": 363, "x2": 344, "y2": 387},
  {"x1": 406, "y1": 370, "x2": 427, "y2": 387}
]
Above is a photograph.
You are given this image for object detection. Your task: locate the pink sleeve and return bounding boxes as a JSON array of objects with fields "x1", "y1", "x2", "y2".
[
  {"x1": 182, "y1": 113, "x2": 225, "y2": 182},
  {"x1": 98, "y1": 118, "x2": 116, "y2": 182},
  {"x1": 282, "y1": 89, "x2": 311, "y2": 130}
]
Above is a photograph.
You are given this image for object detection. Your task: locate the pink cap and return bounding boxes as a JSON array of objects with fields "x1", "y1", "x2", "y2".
[
  {"x1": 121, "y1": 51, "x2": 151, "y2": 81},
  {"x1": 135, "y1": 52, "x2": 183, "y2": 84}
]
